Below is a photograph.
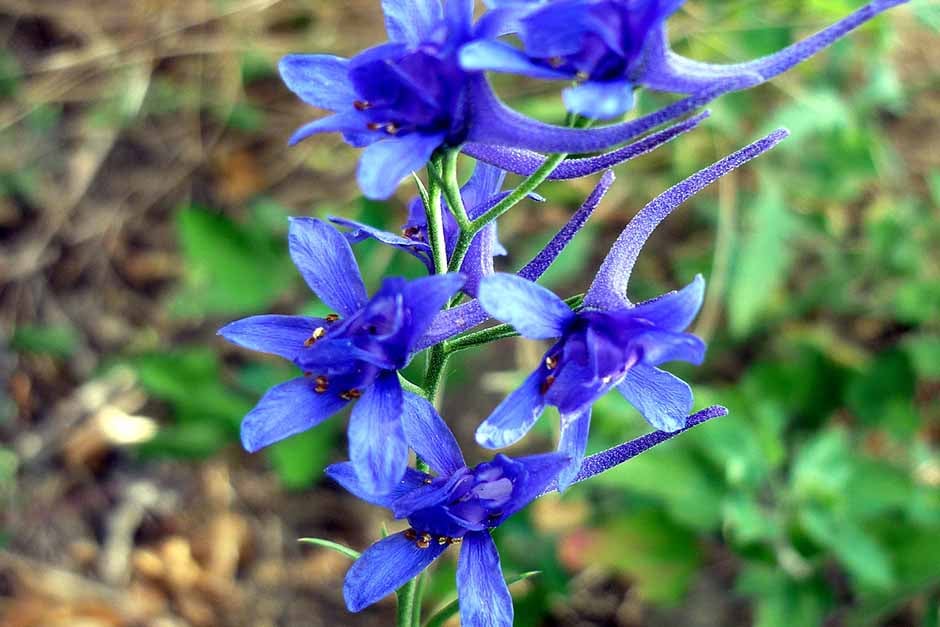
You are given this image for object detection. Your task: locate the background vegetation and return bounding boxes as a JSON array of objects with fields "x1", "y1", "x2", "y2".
[{"x1": 1, "y1": 1, "x2": 938, "y2": 625}]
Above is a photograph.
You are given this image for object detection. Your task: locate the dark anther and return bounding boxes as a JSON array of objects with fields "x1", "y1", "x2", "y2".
[
  {"x1": 545, "y1": 355, "x2": 558, "y2": 370},
  {"x1": 423, "y1": 477, "x2": 433, "y2": 485},
  {"x1": 340, "y1": 389, "x2": 362, "y2": 401},
  {"x1": 402, "y1": 226, "x2": 423, "y2": 241},
  {"x1": 540, "y1": 375, "x2": 556, "y2": 395},
  {"x1": 353, "y1": 100, "x2": 372, "y2": 111},
  {"x1": 548, "y1": 56, "x2": 565, "y2": 68},
  {"x1": 325, "y1": 313, "x2": 340, "y2": 323},
  {"x1": 367, "y1": 122, "x2": 384, "y2": 131},
  {"x1": 304, "y1": 327, "x2": 326, "y2": 347},
  {"x1": 416, "y1": 533, "x2": 432, "y2": 549},
  {"x1": 314, "y1": 376, "x2": 329, "y2": 394},
  {"x1": 404, "y1": 529, "x2": 417, "y2": 541}
]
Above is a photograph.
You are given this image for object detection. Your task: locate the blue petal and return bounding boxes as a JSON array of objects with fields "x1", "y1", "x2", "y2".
[
  {"x1": 288, "y1": 217, "x2": 368, "y2": 317},
  {"x1": 459, "y1": 39, "x2": 571, "y2": 80},
  {"x1": 278, "y1": 54, "x2": 356, "y2": 111},
  {"x1": 217, "y1": 315, "x2": 325, "y2": 362},
  {"x1": 382, "y1": 0, "x2": 443, "y2": 46},
  {"x1": 617, "y1": 364, "x2": 693, "y2": 432},
  {"x1": 358, "y1": 133, "x2": 446, "y2": 200},
  {"x1": 329, "y1": 215, "x2": 434, "y2": 272},
  {"x1": 344, "y1": 531, "x2": 448, "y2": 612},
  {"x1": 348, "y1": 373, "x2": 408, "y2": 494},
  {"x1": 632, "y1": 329, "x2": 707, "y2": 366},
  {"x1": 584, "y1": 130, "x2": 788, "y2": 310},
  {"x1": 499, "y1": 452, "x2": 570, "y2": 520},
  {"x1": 479, "y1": 273, "x2": 574, "y2": 339},
  {"x1": 476, "y1": 369, "x2": 546, "y2": 449},
  {"x1": 445, "y1": 0, "x2": 474, "y2": 40},
  {"x1": 457, "y1": 532, "x2": 513, "y2": 627},
  {"x1": 556, "y1": 408, "x2": 591, "y2": 492},
  {"x1": 326, "y1": 462, "x2": 429, "y2": 509},
  {"x1": 298, "y1": 337, "x2": 396, "y2": 371},
  {"x1": 403, "y1": 273, "x2": 466, "y2": 348},
  {"x1": 562, "y1": 80, "x2": 635, "y2": 120},
  {"x1": 401, "y1": 391, "x2": 466, "y2": 476},
  {"x1": 629, "y1": 275, "x2": 705, "y2": 332},
  {"x1": 288, "y1": 110, "x2": 369, "y2": 146},
  {"x1": 460, "y1": 162, "x2": 507, "y2": 210},
  {"x1": 391, "y1": 471, "x2": 465, "y2": 519},
  {"x1": 240, "y1": 378, "x2": 347, "y2": 452}
]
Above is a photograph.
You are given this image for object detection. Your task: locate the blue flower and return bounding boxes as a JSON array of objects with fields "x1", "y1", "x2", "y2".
[
  {"x1": 476, "y1": 129, "x2": 788, "y2": 489},
  {"x1": 218, "y1": 217, "x2": 463, "y2": 494},
  {"x1": 461, "y1": 0, "x2": 909, "y2": 119},
  {"x1": 331, "y1": 162, "x2": 517, "y2": 296},
  {"x1": 328, "y1": 393, "x2": 569, "y2": 627},
  {"x1": 279, "y1": 0, "x2": 475, "y2": 199}
]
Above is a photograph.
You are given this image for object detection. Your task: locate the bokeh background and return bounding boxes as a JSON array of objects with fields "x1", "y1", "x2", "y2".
[{"x1": 2, "y1": 1, "x2": 939, "y2": 625}]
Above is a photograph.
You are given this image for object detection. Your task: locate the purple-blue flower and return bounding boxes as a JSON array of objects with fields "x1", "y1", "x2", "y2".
[
  {"x1": 329, "y1": 392, "x2": 569, "y2": 627},
  {"x1": 279, "y1": 0, "x2": 474, "y2": 199},
  {"x1": 329, "y1": 393, "x2": 729, "y2": 625},
  {"x1": 218, "y1": 218, "x2": 464, "y2": 494},
  {"x1": 461, "y1": 0, "x2": 909, "y2": 119},
  {"x1": 475, "y1": 129, "x2": 788, "y2": 489}
]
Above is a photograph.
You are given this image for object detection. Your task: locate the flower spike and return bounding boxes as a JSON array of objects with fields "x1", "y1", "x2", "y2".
[
  {"x1": 539, "y1": 405, "x2": 729, "y2": 496},
  {"x1": 461, "y1": 110, "x2": 710, "y2": 180},
  {"x1": 640, "y1": 0, "x2": 910, "y2": 94},
  {"x1": 465, "y1": 73, "x2": 758, "y2": 153},
  {"x1": 585, "y1": 127, "x2": 789, "y2": 310}
]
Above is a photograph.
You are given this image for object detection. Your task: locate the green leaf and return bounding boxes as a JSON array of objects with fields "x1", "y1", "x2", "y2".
[
  {"x1": 581, "y1": 510, "x2": 702, "y2": 605},
  {"x1": 846, "y1": 349, "x2": 917, "y2": 434},
  {"x1": 904, "y1": 333, "x2": 940, "y2": 379},
  {"x1": 10, "y1": 324, "x2": 78, "y2": 358},
  {"x1": 791, "y1": 428, "x2": 854, "y2": 502},
  {"x1": 298, "y1": 538, "x2": 361, "y2": 560},
  {"x1": 799, "y1": 507, "x2": 895, "y2": 590},
  {"x1": 728, "y1": 176, "x2": 795, "y2": 337},
  {"x1": 172, "y1": 205, "x2": 295, "y2": 318},
  {"x1": 423, "y1": 570, "x2": 540, "y2": 627},
  {"x1": 266, "y1": 426, "x2": 338, "y2": 490},
  {"x1": 737, "y1": 564, "x2": 831, "y2": 627}
]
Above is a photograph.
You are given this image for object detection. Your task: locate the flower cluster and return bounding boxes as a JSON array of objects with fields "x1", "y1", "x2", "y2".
[{"x1": 221, "y1": 1, "x2": 906, "y2": 625}]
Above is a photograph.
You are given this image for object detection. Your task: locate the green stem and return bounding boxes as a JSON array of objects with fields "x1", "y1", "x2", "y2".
[
  {"x1": 424, "y1": 157, "x2": 448, "y2": 275},
  {"x1": 442, "y1": 149, "x2": 471, "y2": 229}
]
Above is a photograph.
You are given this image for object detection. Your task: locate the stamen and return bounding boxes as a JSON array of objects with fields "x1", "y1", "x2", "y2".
[
  {"x1": 423, "y1": 477, "x2": 433, "y2": 485},
  {"x1": 325, "y1": 313, "x2": 340, "y2": 323},
  {"x1": 548, "y1": 56, "x2": 565, "y2": 68},
  {"x1": 437, "y1": 537, "x2": 448, "y2": 545},
  {"x1": 416, "y1": 533, "x2": 432, "y2": 549},
  {"x1": 540, "y1": 375, "x2": 556, "y2": 395},
  {"x1": 367, "y1": 122, "x2": 384, "y2": 131},
  {"x1": 314, "y1": 376, "x2": 329, "y2": 394},
  {"x1": 404, "y1": 529, "x2": 417, "y2": 541},
  {"x1": 402, "y1": 226, "x2": 423, "y2": 241},
  {"x1": 545, "y1": 355, "x2": 558, "y2": 370},
  {"x1": 340, "y1": 389, "x2": 362, "y2": 401},
  {"x1": 385, "y1": 123, "x2": 399, "y2": 135},
  {"x1": 304, "y1": 327, "x2": 326, "y2": 347},
  {"x1": 575, "y1": 70, "x2": 590, "y2": 82},
  {"x1": 601, "y1": 375, "x2": 613, "y2": 384},
  {"x1": 353, "y1": 100, "x2": 372, "y2": 111}
]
